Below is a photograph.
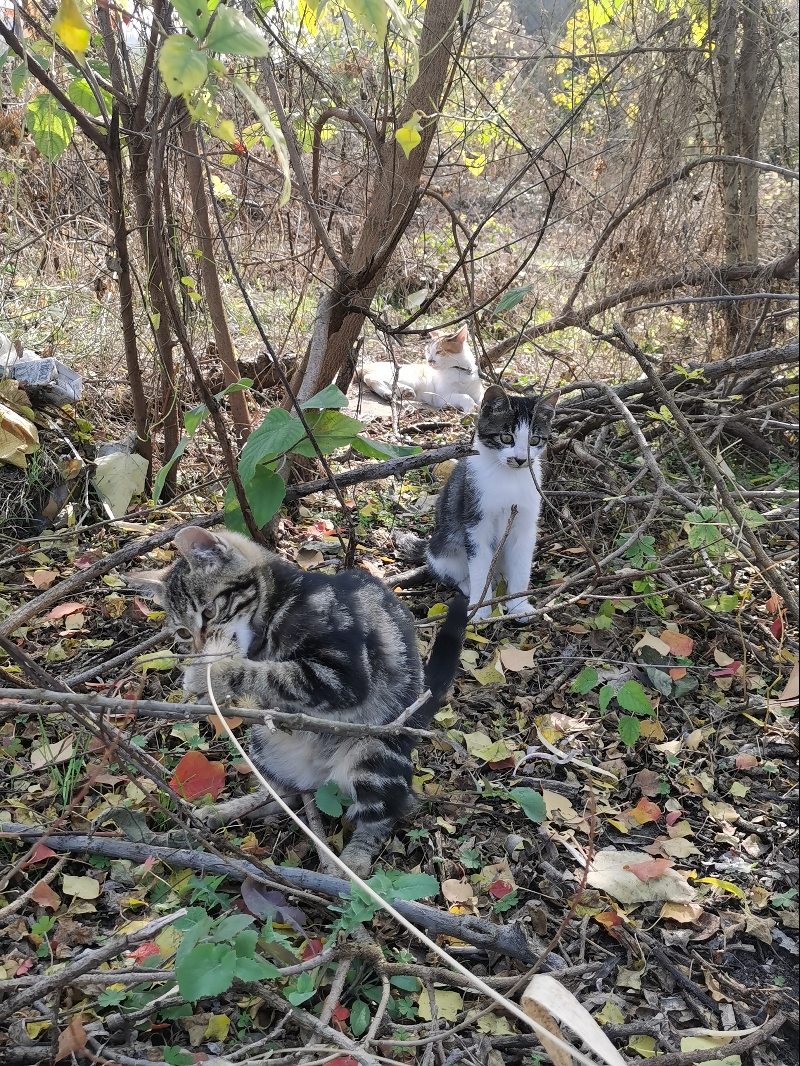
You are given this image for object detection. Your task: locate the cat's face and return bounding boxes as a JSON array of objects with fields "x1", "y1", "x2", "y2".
[
  {"x1": 476, "y1": 385, "x2": 557, "y2": 468},
  {"x1": 130, "y1": 528, "x2": 264, "y2": 651},
  {"x1": 424, "y1": 324, "x2": 471, "y2": 369}
]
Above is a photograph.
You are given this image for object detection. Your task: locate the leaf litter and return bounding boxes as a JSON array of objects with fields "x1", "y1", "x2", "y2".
[{"x1": 0, "y1": 372, "x2": 797, "y2": 1064}]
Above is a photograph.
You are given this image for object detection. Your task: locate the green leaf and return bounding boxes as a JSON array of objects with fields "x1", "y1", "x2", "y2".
[
  {"x1": 234, "y1": 954, "x2": 282, "y2": 981},
  {"x1": 349, "y1": 999, "x2": 371, "y2": 1037},
  {"x1": 598, "y1": 684, "x2": 615, "y2": 713},
  {"x1": 285, "y1": 970, "x2": 316, "y2": 1005},
  {"x1": 300, "y1": 383, "x2": 350, "y2": 409},
  {"x1": 153, "y1": 435, "x2": 190, "y2": 506},
  {"x1": 741, "y1": 507, "x2": 767, "y2": 528},
  {"x1": 717, "y1": 593, "x2": 740, "y2": 612},
  {"x1": 378, "y1": 871, "x2": 438, "y2": 902},
  {"x1": 238, "y1": 408, "x2": 306, "y2": 483},
  {"x1": 671, "y1": 674, "x2": 699, "y2": 699},
  {"x1": 618, "y1": 715, "x2": 641, "y2": 747},
  {"x1": 163, "y1": 1048, "x2": 194, "y2": 1066},
  {"x1": 645, "y1": 667, "x2": 673, "y2": 696},
  {"x1": 233, "y1": 928, "x2": 258, "y2": 958},
  {"x1": 209, "y1": 913, "x2": 255, "y2": 943},
  {"x1": 172, "y1": 0, "x2": 212, "y2": 38},
  {"x1": 184, "y1": 403, "x2": 209, "y2": 437},
  {"x1": 344, "y1": 0, "x2": 389, "y2": 45},
  {"x1": 26, "y1": 94, "x2": 76, "y2": 161},
  {"x1": 315, "y1": 781, "x2": 352, "y2": 817},
  {"x1": 175, "y1": 942, "x2": 237, "y2": 1000},
  {"x1": 232, "y1": 77, "x2": 291, "y2": 206},
  {"x1": 205, "y1": 7, "x2": 270, "y2": 56},
  {"x1": 616, "y1": 680, "x2": 654, "y2": 716},
  {"x1": 509, "y1": 787, "x2": 546, "y2": 823},
  {"x1": 571, "y1": 667, "x2": 599, "y2": 694},
  {"x1": 390, "y1": 975, "x2": 421, "y2": 991},
  {"x1": 11, "y1": 63, "x2": 30, "y2": 96},
  {"x1": 215, "y1": 378, "x2": 253, "y2": 400},
  {"x1": 66, "y1": 77, "x2": 110, "y2": 117},
  {"x1": 493, "y1": 284, "x2": 534, "y2": 317},
  {"x1": 223, "y1": 482, "x2": 248, "y2": 535},
  {"x1": 158, "y1": 35, "x2": 209, "y2": 97},
  {"x1": 292, "y1": 409, "x2": 364, "y2": 457},
  {"x1": 242, "y1": 466, "x2": 286, "y2": 527},
  {"x1": 350, "y1": 436, "x2": 422, "y2": 460},
  {"x1": 175, "y1": 908, "x2": 213, "y2": 964}
]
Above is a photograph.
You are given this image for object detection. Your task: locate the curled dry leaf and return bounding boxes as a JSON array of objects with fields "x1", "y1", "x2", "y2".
[
  {"x1": 30, "y1": 735, "x2": 74, "y2": 771},
  {"x1": 658, "y1": 629, "x2": 694, "y2": 656},
  {"x1": 441, "y1": 878, "x2": 477, "y2": 904},
  {"x1": 56, "y1": 1015, "x2": 88, "y2": 1062},
  {"x1": 45, "y1": 601, "x2": 87, "y2": 620},
  {"x1": 521, "y1": 973, "x2": 627, "y2": 1066},
  {"x1": 30, "y1": 880, "x2": 62, "y2": 911}
]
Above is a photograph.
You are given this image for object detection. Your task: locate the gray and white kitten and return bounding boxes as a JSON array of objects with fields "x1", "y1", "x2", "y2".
[
  {"x1": 132, "y1": 527, "x2": 466, "y2": 875},
  {"x1": 403, "y1": 386, "x2": 557, "y2": 619}
]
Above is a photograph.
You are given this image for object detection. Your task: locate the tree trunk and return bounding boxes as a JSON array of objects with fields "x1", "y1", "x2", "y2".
[
  {"x1": 290, "y1": 0, "x2": 464, "y2": 402},
  {"x1": 178, "y1": 108, "x2": 251, "y2": 444},
  {"x1": 714, "y1": 0, "x2": 740, "y2": 267}
]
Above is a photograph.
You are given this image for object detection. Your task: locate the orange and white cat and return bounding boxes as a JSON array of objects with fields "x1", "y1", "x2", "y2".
[{"x1": 356, "y1": 325, "x2": 483, "y2": 413}]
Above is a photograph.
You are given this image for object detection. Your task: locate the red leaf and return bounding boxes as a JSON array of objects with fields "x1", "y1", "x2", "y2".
[
  {"x1": 330, "y1": 1004, "x2": 350, "y2": 1031},
  {"x1": 625, "y1": 797, "x2": 662, "y2": 825},
  {"x1": 488, "y1": 879, "x2": 514, "y2": 899},
  {"x1": 15, "y1": 958, "x2": 35, "y2": 976},
  {"x1": 658, "y1": 630, "x2": 694, "y2": 657},
  {"x1": 765, "y1": 594, "x2": 783, "y2": 614},
  {"x1": 487, "y1": 757, "x2": 516, "y2": 770},
  {"x1": 168, "y1": 751, "x2": 226, "y2": 801},
  {"x1": 665, "y1": 810, "x2": 683, "y2": 826},
  {"x1": 624, "y1": 858, "x2": 675, "y2": 882},
  {"x1": 128, "y1": 941, "x2": 161, "y2": 963},
  {"x1": 711, "y1": 661, "x2": 743, "y2": 677},
  {"x1": 30, "y1": 880, "x2": 61, "y2": 911},
  {"x1": 23, "y1": 844, "x2": 57, "y2": 866},
  {"x1": 45, "y1": 602, "x2": 86, "y2": 620},
  {"x1": 770, "y1": 615, "x2": 784, "y2": 639},
  {"x1": 301, "y1": 938, "x2": 324, "y2": 960}
]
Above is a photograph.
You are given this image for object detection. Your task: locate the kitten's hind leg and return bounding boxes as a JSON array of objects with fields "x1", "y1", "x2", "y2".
[
  {"x1": 361, "y1": 369, "x2": 415, "y2": 401},
  {"x1": 336, "y1": 747, "x2": 414, "y2": 877}
]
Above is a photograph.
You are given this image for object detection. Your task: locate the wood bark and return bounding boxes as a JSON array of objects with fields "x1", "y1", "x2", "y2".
[
  {"x1": 285, "y1": 0, "x2": 465, "y2": 401},
  {"x1": 178, "y1": 108, "x2": 251, "y2": 443}
]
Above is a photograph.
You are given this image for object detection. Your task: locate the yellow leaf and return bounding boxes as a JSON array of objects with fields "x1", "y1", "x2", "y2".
[
  {"x1": 595, "y1": 999, "x2": 625, "y2": 1025},
  {"x1": 26, "y1": 1020, "x2": 52, "y2": 1039},
  {"x1": 697, "y1": 876, "x2": 745, "y2": 900},
  {"x1": 417, "y1": 988, "x2": 462, "y2": 1021},
  {"x1": 461, "y1": 732, "x2": 515, "y2": 763},
  {"x1": 299, "y1": 0, "x2": 318, "y2": 33},
  {"x1": 62, "y1": 874, "x2": 100, "y2": 900},
  {"x1": 204, "y1": 1015, "x2": 231, "y2": 1042},
  {"x1": 53, "y1": 0, "x2": 92, "y2": 62},
  {"x1": 395, "y1": 112, "x2": 422, "y2": 158},
  {"x1": 214, "y1": 120, "x2": 237, "y2": 144},
  {"x1": 627, "y1": 1035, "x2": 658, "y2": 1057}
]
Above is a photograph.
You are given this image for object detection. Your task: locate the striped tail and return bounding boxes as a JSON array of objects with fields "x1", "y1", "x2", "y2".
[{"x1": 411, "y1": 594, "x2": 468, "y2": 728}]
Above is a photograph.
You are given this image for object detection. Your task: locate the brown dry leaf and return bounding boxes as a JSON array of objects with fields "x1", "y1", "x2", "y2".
[
  {"x1": 633, "y1": 769, "x2": 661, "y2": 797},
  {"x1": 660, "y1": 902, "x2": 704, "y2": 924},
  {"x1": 669, "y1": 667, "x2": 687, "y2": 680},
  {"x1": 735, "y1": 753, "x2": 759, "y2": 769},
  {"x1": 659, "y1": 629, "x2": 694, "y2": 657},
  {"x1": 713, "y1": 648, "x2": 736, "y2": 667},
  {"x1": 587, "y1": 849, "x2": 696, "y2": 905},
  {"x1": 745, "y1": 913, "x2": 775, "y2": 945},
  {"x1": 521, "y1": 974, "x2": 627, "y2": 1066},
  {"x1": 702, "y1": 971, "x2": 730, "y2": 1003},
  {"x1": 25, "y1": 569, "x2": 58, "y2": 589},
  {"x1": 774, "y1": 661, "x2": 799, "y2": 705},
  {"x1": 295, "y1": 547, "x2": 324, "y2": 569},
  {"x1": 56, "y1": 1015, "x2": 87, "y2": 1062},
  {"x1": 30, "y1": 735, "x2": 74, "y2": 771},
  {"x1": 702, "y1": 798, "x2": 739, "y2": 823},
  {"x1": 208, "y1": 713, "x2": 243, "y2": 736},
  {"x1": 659, "y1": 837, "x2": 700, "y2": 858},
  {"x1": 441, "y1": 878, "x2": 477, "y2": 904},
  {"x1": 500, "y1": 646, "x2": 536, "y2": 672},
  {"x1": 45, "y1": 601, "x2": 87, "y2": 620},
  {"x1": 633, "y1": 632, "x2": 671, "y2": 656},
  {"x1": 30, "y1": 880, "x2": 61, "y2": 911},
  {"x1": 690, "y1": 911, "x2": 721, "y2": 942}
]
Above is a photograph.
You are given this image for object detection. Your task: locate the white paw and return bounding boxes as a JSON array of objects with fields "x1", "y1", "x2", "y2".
[
  {"x1": 183, "y1": 634, "x2": 238, "y2": 696},
  {"x1": 471, "y1": 604, "x2": 493, "y2": 621},
  {"x1": 506, "y1": 599, "x2": 534, "y2": 620}
]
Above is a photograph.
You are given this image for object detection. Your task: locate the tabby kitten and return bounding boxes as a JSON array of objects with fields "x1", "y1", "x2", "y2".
[
  {"x1": 355, "y1": 325, "x2": 484, "y2": 413},
  {"x1": 404, "y1": 386, "x2": 557, "y2": 620},
  {"x1": 132, "y1": 527, "x2": 466, "y2": 875}
]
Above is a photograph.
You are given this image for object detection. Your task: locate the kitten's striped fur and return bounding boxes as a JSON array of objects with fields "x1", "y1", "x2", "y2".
[{"x1": 132, "y1": 527, "x2": 466, "y2": 875}]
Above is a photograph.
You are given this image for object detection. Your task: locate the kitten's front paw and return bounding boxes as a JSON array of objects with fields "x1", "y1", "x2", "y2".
[
  {"x1": 183, "y1": 635, "x2": 239, "y2": 698},
  {"x1": 471, "y1": 604, "x2": 494, "y2": 621},
  {"x1": 506, "y1": 598, "x2": 534, "y2": 620}
]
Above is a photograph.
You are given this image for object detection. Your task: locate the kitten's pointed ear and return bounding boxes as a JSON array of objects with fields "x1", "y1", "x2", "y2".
[
  {"x1": 541, "y1": 390, "x2": 560, "y2": 407},
  {"x1": 127, "y1": 569, "x2": 168, "y2": 605},
  {"x1": 535, "y1": 390, "x2": 560, "y2": 430},
  {"x1": 482, "y1": 384, "x2": 510, "y2": 413},
  {"x1": 173, "y1": 526, "x2": 229, "y2": 570},
  {"x1": 453, "y1": 324, "x2": 469, "y2": 343}
]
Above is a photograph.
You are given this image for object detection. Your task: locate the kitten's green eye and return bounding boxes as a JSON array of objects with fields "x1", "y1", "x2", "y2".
[
  {"x1": 529, "y1": 435, "x2": 541, "y2": 446},
  {"x1": 499, "y1": 433, "x2": 514, "y2": 444},
  {"x1": 175, "y1": 627, "x2": 192, "y2": 641},
  {"x1": 202, "y1": 605, "x2": 217, "y2": 621}
]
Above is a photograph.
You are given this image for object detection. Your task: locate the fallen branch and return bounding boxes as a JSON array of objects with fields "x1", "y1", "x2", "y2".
[
  {"x1": 642, "y1": 1012, "x2": 787, "y2": 1066},
  {"x1": 0, "y1": 828, "x2": 564, "y2": 971}
]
